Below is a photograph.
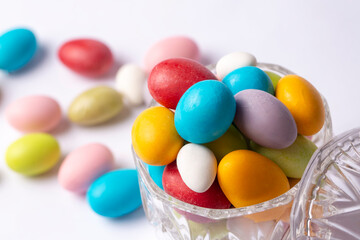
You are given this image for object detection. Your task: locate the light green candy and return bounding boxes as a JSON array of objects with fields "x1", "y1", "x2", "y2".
[
  {"x1": 250, "y1": 135, "x2": 317, "y2": 178},
  {"x1": 265, "y1": 71, "x2": 281, "y2": 89},
  {"x1": 6, "y1": 133, "x2": 61, "y2": 176},
  {"x1": 204, "y1": 124, "x2": 247, "y2": 161},
  {"x1": 68, "y1": 86, "x2": 123, "y2": 126}
]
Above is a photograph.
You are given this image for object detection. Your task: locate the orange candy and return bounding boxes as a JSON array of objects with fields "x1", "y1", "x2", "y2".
[
  {"x1": 217, "y1": 150, "x2": 290, "y2": 208},
  {"x1": 276, "y1": 75, "x2": 325, "y2": 136},
  {"x1": 131, "y1": 106, "x2": 183, "y2": 166}
]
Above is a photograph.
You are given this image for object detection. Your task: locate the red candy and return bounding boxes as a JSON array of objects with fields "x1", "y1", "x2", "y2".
[
  {"x1": 58, "y1": 39, "x2": 113, "y2": 77},
  {"x1": 162, "y1": 161, "x2": 231, "y2": 209},
  {"x1": 148, "y1": 58, "x2": 217, "y2": 109}
]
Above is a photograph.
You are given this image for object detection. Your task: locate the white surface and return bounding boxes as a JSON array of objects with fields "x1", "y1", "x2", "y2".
[{"x1": 1, "y1": 0, "x2": 360, "y2": 239}]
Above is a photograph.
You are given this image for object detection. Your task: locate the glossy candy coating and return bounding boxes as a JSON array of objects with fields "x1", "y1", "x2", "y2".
[
  {"x1": 250, "y1": 135, "x2": 317, "y2": 178},
  {"x1": 144, "y1": 36, "x2": 200, "y2": 72},
  {"x1": 222, "y1": 66, "x2": 274, "y2": 95},
  {"x1": 276, "y1": 75, "x2": 325, "y2": 136},
  {"x1": 234, "y1": 89, "x2": 297, "y2": 149},
  {"x1": 58, "y1": 143, "x2": 114, "y2": 194},
  {"x1": 58, "y1": 39, "x2": 113, "y2": 77},
  {"x1": 132, "y1": 106, "x2": 183, "y2": 166},
  {"x1": 148, "y1": 58, "x2": 217, "y2": 109},
  {"x1": 87, "y1": 169, "x2": 141, "y2": 218},
  {"x1": 218, "y1": 150, "x2": 290, "y2": 207},
  {"x1": 163, "y1": 161, "x2": 231, "y2": 209},
  {"x1": 177, "y1": 143, "x2": 217, "y2": 193},
  {"x1": 6, "y1": 133, "x2": 61, "y2": 176},
  {"x1": 6, "y1": 95, "x2": 62, "y2": 133},
  {"x1": 0, "y1": 28, "x2": 37, "y2": 72},
  {"x1": 216, "y1": 52, "x2": 257, "y2": 80},
  {"x1": 68, "y1": 86, "x2": 123, "y2": 126},
  {"x1": 146, "y1": 164, "x2": 166, "y2": 190},
  {"x1": 175, "y1": 80, "x2": 236, "y2": 144}
]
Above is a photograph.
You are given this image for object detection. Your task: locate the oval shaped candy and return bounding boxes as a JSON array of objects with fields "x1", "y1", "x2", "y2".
[
  {"x1": 0, "y1": 28, "x2": 37, "y2": 72},
  {"x1": 146, "y1": 164, "x2": 166, "y2": 190},
  {"x1": 6, "y1": 133, "x2": 61, "y2": 176},
  {"x1": 68, "y1": 86, "x2": 123, "y2": 126},
  {"x1": 6, "y1": 95, "x2": 62, "y2": 133},
  {"x1": 148, "y1": 58, "x2": 217, "y2": 109},
  {"x1": 218, "y1": 150, "x2": 290, "y2": 207},
  {"x1": 265, "y1": 71, "x2": 281, "y2": 89},
  {"x1": 250, "y1": 135, "x2": 317, "y2": 178},
  {"x1": 177, "y1": 143, "x2": 217, "y2": 193},
  {"x1": 58, "y1": 143, "x2": 114, "y2": 193},
  {"x1": 115, "y1": 64, "x2": 147, "y2": 106},
  {"x1": 163, "y1": 161, "x2": 231, "y2": 209},
  {"x1": 58, "y1": 39, "x2": 113, "y2": 77},
  {"x1": 222, "y1": 66, "x2": 274, "y2": 95},
  {"x1": 144, "y1": 36, "x2": 200, "y2": 72},
  {"x1": 175, "y1": 80, "x2": 236, "y2": 144},
  {"x1": 216, "y1": 52, "x2": 257, "y2": 80},
  {"x1": 204, "y1": 124, "x2": 247, "y2": 161},
  {"x1": 276, "y1": 75, "x2": 325, "y2": 136},
  {"x1": 87, "y1": 169, "x2": 141, "y2": 218},
  {"x1": 234, "y1": 89, "x2": 297, "y2": 149},
  {"x1": 132, "y1": 106, "x2": 183, "y2": 166}
]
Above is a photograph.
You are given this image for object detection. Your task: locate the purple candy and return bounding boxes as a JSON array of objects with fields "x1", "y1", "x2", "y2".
[{"x1": 234, "y1": 89, "x2": 297, "y2": 149}]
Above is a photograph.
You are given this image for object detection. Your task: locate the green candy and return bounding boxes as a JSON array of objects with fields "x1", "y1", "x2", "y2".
[
  {"x1": 6, "y1": 133, "x2": 61, "y2": 176},
  {"x1": 204, "y1": 124, "x2": 247, "y2": 161},
  {"x1": 265, "y1": 71, "x2": 281, "y2": 89},
  {"x1": 68, "y1": 86, "x2": 123, "y2": 126},
  {"x1": 250, "y1": 135, "x2": 317, "y2": 178}
]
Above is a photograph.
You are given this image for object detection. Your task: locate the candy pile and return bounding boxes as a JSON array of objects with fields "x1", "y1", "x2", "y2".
[{"x1": 132, "y1": 53, "x2": 325, "y2": 209}]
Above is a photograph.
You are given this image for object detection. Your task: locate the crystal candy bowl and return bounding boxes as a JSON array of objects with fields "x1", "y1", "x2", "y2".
[{"x1": 133, "y1": 63, "x2": 333, "y2": 240}]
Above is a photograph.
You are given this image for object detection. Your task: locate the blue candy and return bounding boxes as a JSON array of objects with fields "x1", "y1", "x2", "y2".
[
  {"x1": 175, "y1": 80, "x2": 236, "y2": 144},
  {"x1": 0, "y1": 28, "x2": 37, "y2": 72},
  {"x1": 222, "y1": 66, "x2": 274, "y2": 95},
  {"x1": 145, "y1": 164, "x2": 165, "y2": 190},
  {"x1": 87, "y1": 169, "x2": 142, "y2": 218}
]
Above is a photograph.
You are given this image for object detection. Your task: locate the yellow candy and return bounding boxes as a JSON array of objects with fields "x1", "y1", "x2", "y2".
[
  {"x1": 132, "y1": 106, "x2": 183, "y2": 166},
  {"x1": 276, "y1": 75, "x2": 325, "y2": 136},
  {"x1": 218, "y1": 150, "x2": 290, "y2": 208}
]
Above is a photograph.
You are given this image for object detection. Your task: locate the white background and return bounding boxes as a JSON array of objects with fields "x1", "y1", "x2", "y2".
[{"x1": 1, "y1": 0, "x2": 360, "y2": 239}]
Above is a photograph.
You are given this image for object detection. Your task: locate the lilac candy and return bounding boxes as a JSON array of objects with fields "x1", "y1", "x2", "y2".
[{"x1": 234, "y1": 89, "x2": 297, "y2": 149}]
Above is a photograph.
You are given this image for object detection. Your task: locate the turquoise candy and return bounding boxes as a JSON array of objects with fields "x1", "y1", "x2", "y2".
[
  {"x1": 146, "y1": 164, "x2": 165, "y2": 190},
  {"x1": 222, "y1": 66, "x2": 274, "y2": 95},
  {"x1": 87, "y1": 169, "x2": 142, "y2": 218},
  {"x1": 0, "y1": 28, "x2": 37, "y2": 72}
]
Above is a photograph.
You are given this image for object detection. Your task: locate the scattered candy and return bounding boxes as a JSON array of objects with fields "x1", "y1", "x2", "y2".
[
  {"x1": 215, "y1": 52, "x2": 257, "y2": 80},
  {"x1": 58, "y1": 39, "x2": 113, "y2": 77},
  {"x1": 6, "y1": 95, "x2": 62, "y2": 133},
  {"x1": 276, "y1": 75, "x2": 325, "y2": 136},
  {"x1": 175, "y1": 80, "x2": 236, "y2": 144},
  {"x1": 250, "y1": 135, "x2": 318, "y2": 178},
  {"x1": 222, "y1": 66, "x2": 274, "y2": 95},
  {"x1": 0, "y1": 28, "x2": 37, "y2": 72},
  {"x1": 115, "y1": 64, "x2": 147, "y2": 106},
  {"x1": 233, "y1": 89, "x2": 297, "y2": 149},
  {"x1": 144, "y1": 36, "x2": 200, "y2": 72},
  {"x1": 5, "y1": 133, "x2": 60, "y2": 176},
  {"x1": 177, "y1": 143, "x2": 217, "y2": 193},
  {"x1": 58, "y1": 143, "x2": 114, "y2": 194},
  {"x1": 87, "y1": 169, "x2": 141, "y2": 218},
  {"x1": 68, "y1": 86, "x2": 123, "y2": 126},
  {"x1": 217, "y1": 150, "x2": 290, "y2": 208},
  {"x1": 132, "y1": 106, "x2": 184, "y2": 166},
  {"x1": 163, "y1": 161, "x2": 231, "y2": 209},
  {"x1": 148, "y1": 58, "x2": 216, "y2": 109}
]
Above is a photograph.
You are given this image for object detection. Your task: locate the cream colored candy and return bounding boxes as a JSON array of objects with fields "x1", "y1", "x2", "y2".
[
  {"x1": 216, "y1": 52, "x2": 257, "y2": 80},
  {"x1": 176, "y1": 143, "x2": 217, "y2": 193},
  {"x1": 6, "y1": 95, "x2": 62, "y2": 133},
  {"x1": 115, "y1": 64, "x2": 147, "y2": 106},
  {"x1": 58, "y1": 143, "x2": 114, "y2": 194}
]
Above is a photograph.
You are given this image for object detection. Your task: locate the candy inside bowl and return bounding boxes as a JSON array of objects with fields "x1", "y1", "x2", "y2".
[{"x1": 132, "y1": 60, "x2": 333, "y2": 240}]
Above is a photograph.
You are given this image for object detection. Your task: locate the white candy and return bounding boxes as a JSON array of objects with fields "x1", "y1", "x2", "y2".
[
  {"x1": 216, "y1": 52, "x2": 257, "y2": 80},
  {"x1": 177, "y1": 143, "x2": 217, "y2": 193},
  {"x1": 115, "y1": 64, "x2": 147, "y2": 106}
]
